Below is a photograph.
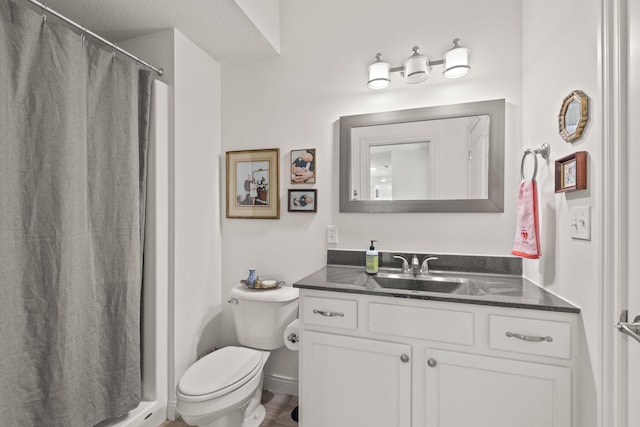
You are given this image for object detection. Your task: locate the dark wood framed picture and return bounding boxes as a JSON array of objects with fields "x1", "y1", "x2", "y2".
[
  {"x1": 226, "y1": 148, "x2": 279, "y2": 219},
  {"x1": 555, "y1": 151, "x2": 587, "y2": 193},
  {"x1": 288, "y1": 189, "x2": 317, "y2": 212},
  {"x1": 290, "y1": 148, "x2": 316, "y2": 184}
]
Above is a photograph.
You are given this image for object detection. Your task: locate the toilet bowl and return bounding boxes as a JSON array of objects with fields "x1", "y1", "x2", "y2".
[
  {"x1": 176, "y1": 284, "x2": 299, "y2": 427},
  {"x1": 176, "y1": 346, "x2": 269, "y2": 427}
]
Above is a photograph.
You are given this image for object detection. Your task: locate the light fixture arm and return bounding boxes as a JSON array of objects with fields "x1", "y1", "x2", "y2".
[{"x1": 389, "y1": 59, "x2": 444, "y2": 73}]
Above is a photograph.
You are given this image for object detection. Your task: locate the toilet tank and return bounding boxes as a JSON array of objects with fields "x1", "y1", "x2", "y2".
[{"x1": 229, "y1": 284, "x2": 299, "y2": 350}]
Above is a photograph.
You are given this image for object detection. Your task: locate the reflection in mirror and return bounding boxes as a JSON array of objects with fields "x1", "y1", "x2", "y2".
[
  {"x1": 369, "y1": 141, "x2": 431, "y2": 200},
  {"x1": 564, "y1": 100, "x2": 581, "y2": 134},
  {"x1": 353, "y1": 116, "x2": 490, "y2": 201},
  {"x1": 340, "y1": 99, "x2": 505, "y2": 213}
]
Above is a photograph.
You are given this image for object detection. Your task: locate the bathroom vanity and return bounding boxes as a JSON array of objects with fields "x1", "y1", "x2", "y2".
[{"x1": 293, "y1": 251, "x2": 579, "y2": 427}]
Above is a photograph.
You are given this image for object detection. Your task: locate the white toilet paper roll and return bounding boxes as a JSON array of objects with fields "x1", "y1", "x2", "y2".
[{"x1": 284, "y1": 319, "x2": 300, "y2": 351}]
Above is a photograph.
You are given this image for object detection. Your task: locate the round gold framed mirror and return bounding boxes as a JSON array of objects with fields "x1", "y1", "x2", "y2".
[{"x1": 559, "y1": 90, "x2": 589, "y2": 143}]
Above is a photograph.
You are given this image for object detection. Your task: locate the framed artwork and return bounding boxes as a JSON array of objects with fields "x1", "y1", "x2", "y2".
[
  {"x1": 290, "y1": 148, "x2": 316, "y2": 184},
  {"x1": 555, "y1": 151, "x2": 587, "y2": 193},
  {"x1": 226, "y1": 149, "x2": 279, "y2": 219},
  {"x1": 288, "y1": 189, "x2": 317, "y2": 212}
]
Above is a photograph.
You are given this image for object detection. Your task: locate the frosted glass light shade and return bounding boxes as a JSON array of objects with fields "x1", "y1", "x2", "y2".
[
  {"x1": 443, "y1": 41, "x2": 470, "y2": 79},
  {"x1": 403, "y1": 47, "x2": 428, "y2": 84},
  {"x1": 368, "y1": 54, "x2": 390, "y2": 89}
]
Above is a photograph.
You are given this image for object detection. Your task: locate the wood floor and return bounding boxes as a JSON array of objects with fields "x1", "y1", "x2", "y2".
[{"x1": 159, "y1": 390, "x2": 298, "y2": 427}]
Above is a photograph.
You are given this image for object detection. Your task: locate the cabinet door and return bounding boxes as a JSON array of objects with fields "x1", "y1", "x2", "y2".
[
  {"x1": 424, "y1": 350, "x2": 571, "y2": 427},
  {"x1": 301, "y1": 331, "x2": 412, "y2": 427}
]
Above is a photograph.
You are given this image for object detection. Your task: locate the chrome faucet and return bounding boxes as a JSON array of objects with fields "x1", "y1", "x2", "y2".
[
  {"x1": 421, "y1": 256, "x2": 438, "y2": 274},
  {"x1": 393, "y1": 255, "x2": 410, "y2": 274},
  {"x1": 394, "y1": 254, "x2": 439, "y2": 275},
  {"x1": 410, "y1": 255, "x2": 421, "y2": 275}
]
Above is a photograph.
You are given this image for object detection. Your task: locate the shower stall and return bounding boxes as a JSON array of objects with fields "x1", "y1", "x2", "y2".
[
  {"x1": 98, "y1": 80, "x2": 170, "y2": 427},
  {"x1": 1, "y1": 2, "x2": 171, "y2": 425}
]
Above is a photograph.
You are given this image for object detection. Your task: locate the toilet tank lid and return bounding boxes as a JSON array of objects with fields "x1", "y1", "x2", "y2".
[{"x1": 230, "y1": 284, "x2": 299, "y2": 302}]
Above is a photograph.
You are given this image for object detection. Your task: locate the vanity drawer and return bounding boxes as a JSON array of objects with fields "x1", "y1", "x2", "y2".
[
  {"x1": 302, "y1": 296, "x2": 358, "y2": 330},
  {"x1": 369, "y1": 303, "x2": 474, "y2": 346},
  {"x1": 488, "y1": 315, "x2": 571, "y2": 359}
]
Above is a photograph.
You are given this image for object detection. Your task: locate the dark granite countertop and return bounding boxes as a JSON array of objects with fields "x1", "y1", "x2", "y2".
[{"x1": 293, "y1": 265, "x2": 580, "y2": 314}]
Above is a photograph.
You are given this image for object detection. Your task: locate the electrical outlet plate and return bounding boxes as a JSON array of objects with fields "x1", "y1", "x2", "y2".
[
  {"x1": 326, "y1": 225, "x2": 338, "y2": 244},
  {"x1": 570, "y1": 206, "x2": 591, "y2": 240}
]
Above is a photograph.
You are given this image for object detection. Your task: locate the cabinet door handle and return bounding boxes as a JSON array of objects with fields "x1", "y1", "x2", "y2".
[
  {"x1": 400, "y1": 354, "x2": 410, "y2": 363},
  {"x1": 313, "y1": 309, "x2": 345, "y2": 317},
  {"x1": 505, "y1": 331, "x2": 553, "y2": 342},
  {"x1": 427, "y1": 358, "x2": 437, "y2": 368}
]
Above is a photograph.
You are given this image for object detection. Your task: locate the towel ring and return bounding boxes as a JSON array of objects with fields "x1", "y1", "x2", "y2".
[
  {"x1": 520, "y1": 142, "x2": 550, "y2": 180},
  {"x1": 521, "y1": 150, "x2": 538, "y2": 180}
]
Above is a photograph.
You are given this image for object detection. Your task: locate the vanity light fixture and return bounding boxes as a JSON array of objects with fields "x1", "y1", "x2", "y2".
[
  {"x1": 367, "y1": 53, "x2": 391, "y2": 89},
  {"x1": 367, "y1": 38, "x2": 470, "y2": 89},
  {"x1": 443, "y1": 38, "x2": 470, "y2": 78}
]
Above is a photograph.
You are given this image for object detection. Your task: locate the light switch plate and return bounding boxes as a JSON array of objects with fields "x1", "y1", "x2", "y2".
[{"x1": 570, "y1": 206, "x2": 591, "y2": 240}]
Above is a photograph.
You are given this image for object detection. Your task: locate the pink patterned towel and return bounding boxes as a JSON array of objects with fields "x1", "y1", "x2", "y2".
[{"x1": 511, "y1": 179, "x2": 541, "y2": 259}]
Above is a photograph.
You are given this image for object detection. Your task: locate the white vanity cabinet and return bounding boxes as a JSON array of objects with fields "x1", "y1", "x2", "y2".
[
  {"x1": 299, "y1": 294, "x2": 412, "y2": 427},
  {"x1": 423, "y1": 350, "x2": 570, "y2": 427},
  {"x1": 301, "y1": 331, "x2": 412, "y2": 427},
  {"x1": 298, "y1": 290, "x2": 578, "y2": 427}
]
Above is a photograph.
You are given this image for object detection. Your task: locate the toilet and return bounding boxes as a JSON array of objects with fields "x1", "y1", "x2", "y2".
[{"x1": 176, "y1": 284, "x2": 299, "y2": 427}]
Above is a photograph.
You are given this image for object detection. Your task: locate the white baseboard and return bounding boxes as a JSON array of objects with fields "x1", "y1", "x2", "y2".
[
  {"x1": 166, "y1": 400, "x2": 178, "y2": 421},
  {"x1": 263, "y1": 373, "x2": 299, "y2": 396}
]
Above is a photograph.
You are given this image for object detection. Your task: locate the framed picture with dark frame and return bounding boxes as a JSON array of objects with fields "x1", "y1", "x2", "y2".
[
  {"x1": 290, "y1": 148, "x2": 316, "y2": 184},
  {"x1": 288, "y1": 189, "x2": 317, "y2": 212},
  {"x1": 555, "y1": 151, "x2": 587, "y2": 193},
  {"x1": 226, "y1": 148, "x2": 279, "y2": 219}
]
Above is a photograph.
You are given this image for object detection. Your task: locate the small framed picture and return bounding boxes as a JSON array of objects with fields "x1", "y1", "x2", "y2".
[
  {"x1": 562, "y1": 159, "x2": 577, "y2": 188},
  {"x1": 555, "y1": 151, "x2": 587, "y2": 193},
  {"x1": 290, "y1": 148, "x2": 316, "y2": 184},
  {"x1": 288, "y1": 189, "x2": 317, "y2": 212},
  {"x1": 226, "y1": 148, "x2": 279, "y2": 219}
]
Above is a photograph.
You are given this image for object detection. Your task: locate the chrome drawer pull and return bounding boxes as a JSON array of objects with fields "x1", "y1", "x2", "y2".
[
  {"x1": 506, "y1": 331, "x2": 553, "y2": 342},
  {"x1": 313, "y1": 309, "x2": 345, "y2": 317}
]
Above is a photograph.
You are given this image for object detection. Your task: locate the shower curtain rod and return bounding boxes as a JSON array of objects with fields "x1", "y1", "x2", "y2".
[{"x1": 25, "y1": 0, "x2": 164, "y2": 76}]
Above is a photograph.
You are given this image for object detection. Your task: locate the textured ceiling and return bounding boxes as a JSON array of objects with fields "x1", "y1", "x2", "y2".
[{"x1": 26, "y1": 0, "x2": 278, "y2": 63}]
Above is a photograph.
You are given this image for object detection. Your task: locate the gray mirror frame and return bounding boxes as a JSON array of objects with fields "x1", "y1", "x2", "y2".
[{"x1": 339, "y1": 99, "x2": 505, "y2": 213}]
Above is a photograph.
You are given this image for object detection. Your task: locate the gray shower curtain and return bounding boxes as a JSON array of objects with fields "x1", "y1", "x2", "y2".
[{"x1": 0, "y1": 1, "x2": 152, "y2": 425}]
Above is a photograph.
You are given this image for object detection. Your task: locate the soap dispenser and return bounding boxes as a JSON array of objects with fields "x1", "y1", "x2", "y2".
[{"x1": 366, "y1": 240, "x2": 379, "y2": 274}]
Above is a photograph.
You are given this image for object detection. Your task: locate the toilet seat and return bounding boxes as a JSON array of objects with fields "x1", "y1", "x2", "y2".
[{"x1": 177, "y1": 346, "x2": 264, "y2": 402}]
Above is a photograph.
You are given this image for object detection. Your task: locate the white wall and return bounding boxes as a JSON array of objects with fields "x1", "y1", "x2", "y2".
[
  {"x1": 121, "y1": 28, "x2": 222, "y2": 417},
  {"x1": 521, "y1": 1, "x2": 600, "y2": 426},
  {"x1": 234, "y1": 0, "x2": 280, "y2": 53},
  {"x1": 172, "y1": 28, "x2": 223, "y2": 408},
  {"x1": 222, "y1": 0, "x2": 522, "y2": 389}
]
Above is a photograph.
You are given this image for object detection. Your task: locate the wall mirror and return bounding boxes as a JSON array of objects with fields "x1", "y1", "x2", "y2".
[
  {"x1": 339, "y1": 99, "x2": 505, "y2": 212},
  {"x1": 558, "y1": 90, "x2": 588, "y2": 143}
]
